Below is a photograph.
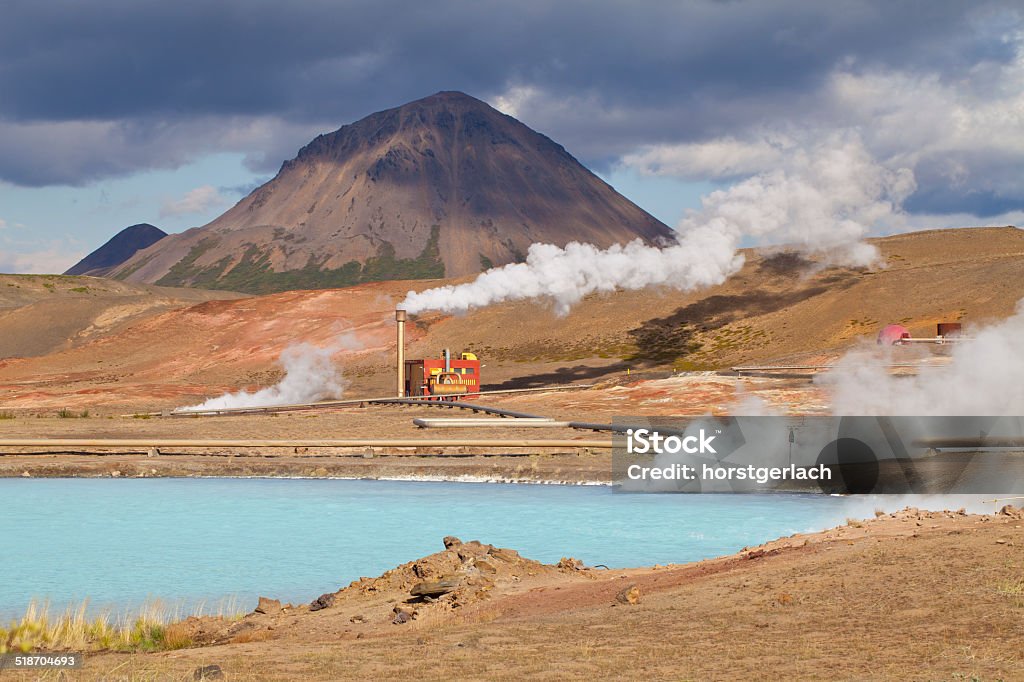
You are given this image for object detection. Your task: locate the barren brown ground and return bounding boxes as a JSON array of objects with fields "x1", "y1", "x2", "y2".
[
  {"x1": 0, "y1": 376, "x2": 830, "y2": 482},
  {"x1": 0, "y1": 274, "x2": 244, "y2": 359},
  {"x1": 1, "y1": 226, "x2": 1021, "y2": 411},
  {"x1": 20, "y1": 506, "x2": 1020, "y2": 681}
]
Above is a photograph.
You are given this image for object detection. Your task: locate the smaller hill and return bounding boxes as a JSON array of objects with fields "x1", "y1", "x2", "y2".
[
  {"x1": 65, "y1": 224, "x2": 167, "y2": 277},
  {"x1": 0, "y1": 274, "x2": 245, "y2": 359}
]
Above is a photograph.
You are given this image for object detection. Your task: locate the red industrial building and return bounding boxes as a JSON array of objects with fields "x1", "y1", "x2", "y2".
[
  {"x1": 877, "y1": 322, "x2": 965, "y2": 346},
  {"x1": 403, "y1": 350, "x2": 480, "y2": 398}
]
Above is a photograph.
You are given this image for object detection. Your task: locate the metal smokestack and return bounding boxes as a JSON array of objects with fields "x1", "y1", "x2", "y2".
[{"x1": 396, "y1": 309, "x2": 407, "y2": 397}]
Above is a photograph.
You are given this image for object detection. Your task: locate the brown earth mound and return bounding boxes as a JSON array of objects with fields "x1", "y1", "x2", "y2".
[{"x1": 0, "y1": 274, "x2": 245, "y2": 359}]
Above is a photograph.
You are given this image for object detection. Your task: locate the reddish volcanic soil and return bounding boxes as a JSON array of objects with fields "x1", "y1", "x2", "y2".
[{"x1": 2, "y1": 227, "x2": 1022, "y2": 414}]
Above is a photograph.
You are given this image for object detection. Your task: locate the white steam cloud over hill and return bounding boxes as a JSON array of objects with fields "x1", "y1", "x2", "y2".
[
  {"x1": 402, "y1": 136, "x2": 914, "y2": 316},
  {"x1": 822, "y1": 299, "x2": 1024, "y2": 416}
]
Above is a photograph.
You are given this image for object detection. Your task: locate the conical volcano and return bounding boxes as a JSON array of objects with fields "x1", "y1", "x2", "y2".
[{"x1": 111, "y1": 91, "x2": 674, "y2": 293}]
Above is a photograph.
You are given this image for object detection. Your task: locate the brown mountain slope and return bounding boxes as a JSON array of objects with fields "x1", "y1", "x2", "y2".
[
  {"x1": 0, "y1": 226, "x2": 1020, "y2": 411},
  {"x1": 110, "y1": 91, "x2": 672, "y2": 293}
]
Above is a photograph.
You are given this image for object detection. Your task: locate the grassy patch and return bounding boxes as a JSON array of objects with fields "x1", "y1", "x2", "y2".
[
  {"x1": 113, "y1": 252, "x2": 157, "y2": 281},
  {"x1": 56, "y1": 408, "x2": 89, "y2": 419},
  {"x1": 0, "y1": 601, "x2": 192, "y2": 654},
  {"x1": 995, "y1": 577, "x2": 1024, "y2": 606}
]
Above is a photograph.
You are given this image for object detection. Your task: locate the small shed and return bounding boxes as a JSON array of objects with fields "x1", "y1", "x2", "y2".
[{"x1": 877, "y1": 324, "x2": 910, "y2": 345}]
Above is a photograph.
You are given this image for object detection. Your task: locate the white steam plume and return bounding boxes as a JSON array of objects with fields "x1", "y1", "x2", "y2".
[
  {"x1": 178, "y1": 334, "x2": 360, "y2": 411},
  {"x1": 821, "y1": 299, "x2": 1024, "y2": 415},
  {"x1": 401, "y1": 135, "x2": 914, "y2": 316}
]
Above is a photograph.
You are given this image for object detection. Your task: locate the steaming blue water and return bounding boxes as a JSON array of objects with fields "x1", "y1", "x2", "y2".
[{"x1": 0, "y1": 478, "x2": 854, "y2": 619}]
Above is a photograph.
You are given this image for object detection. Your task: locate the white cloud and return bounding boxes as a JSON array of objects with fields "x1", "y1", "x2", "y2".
[
  {"x1": 622, "y1": 136, "x2": 790, "y2": 180},
  {"x1": 0, "y1": 116, "x2": 328, "y2": 187},
  {"x1": 159, "y1": 185, "x2": 228, "y2": 218},
  {"x1": 0, "y1": 243, "x2": 82, "y2": 274},
  {"x1": 489, "y1": 85, "x2": 541, "y2": 119},
  {"x1": 0, "y1": 218, "x2": 7, "y2": 229},
  {"x1": 617, "y1": 30, "x2": 1024, "y2": 220},
  {"x1": 879, "y1": 209, "x2": 1024, "y2": 233}
]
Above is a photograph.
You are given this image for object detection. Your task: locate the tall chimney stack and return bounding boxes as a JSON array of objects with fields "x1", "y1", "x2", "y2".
[{"x1": 395, "y1": 309, "x2": 407, "y2": 397}]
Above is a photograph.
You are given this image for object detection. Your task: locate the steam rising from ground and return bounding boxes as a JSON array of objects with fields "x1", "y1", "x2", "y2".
[
  {"x1": 837, "y1": 495, "x2": 1008, "y2": 518},
  {"x1": 402, "y1": 136, "x2": 914, "y2": 316},
  {"x1": 179, "y1": 334, "x2": 360, "y2": 412},
  {"x1": 821, "y1": 299, "x2": 1024, "y2": 415}
]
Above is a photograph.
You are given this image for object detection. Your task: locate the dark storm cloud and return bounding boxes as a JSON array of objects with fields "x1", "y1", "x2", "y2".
[
  {"x1": 0, "y1": 0, "x2": 1021, "y2": 216},
  {"x1": 0, "y1": 0, "x2": 1006, "y2": 123}
]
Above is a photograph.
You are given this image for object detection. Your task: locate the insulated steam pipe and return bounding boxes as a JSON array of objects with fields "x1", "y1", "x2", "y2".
[
  {"x1": 396, "y1": 309, "x2": 407, "y2": 397},
  {"x1": 0, "y1": 438, "x2": 612, "y2": 450}
]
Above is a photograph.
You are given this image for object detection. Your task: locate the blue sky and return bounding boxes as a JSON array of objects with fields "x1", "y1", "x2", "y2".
[{"x1": 1, "y1": 1, "x2": 1022, "y2": 273}]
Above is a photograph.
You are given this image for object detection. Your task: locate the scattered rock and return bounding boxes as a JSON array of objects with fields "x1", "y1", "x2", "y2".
[
  {"x1": 254, "y1": 596, "x2": 282, "y2": 615},
  {"x1": 615, "y1": 584, "x2": 641, "y2": 605},
  {"x1": 557, "y1": 557, "x2": 585, "y2": 571},
  {"x1": 474, "y1": 559, "x2": 497, "y2": 574},
  {"x1": 350, "y1": 614, "x2": 367, "y2": 623},
  {"x1": 488, "y1": 548, "x2": 521, "y2": 563},
  {"x1": 309, "y1": 592, "x2": 336, "y2": 612},
  {"x1": 443, "y1": 535, "x2": 463, "y2": 549},
  {"x1": 392, "y1": 606, "x2": 415, "y2": 624},
  {"x1": 998, "y1": 504, "x2": 1021, "y2": 518},
  {"x1": 456, "y1": 541, "x2": 495, "y2": 562},
  {"x1": 193, "y1": 664, "x2": 224, "y2": 681},
  {"x1": 411, "y1": 577, "x2": 461, "y2": 598}
]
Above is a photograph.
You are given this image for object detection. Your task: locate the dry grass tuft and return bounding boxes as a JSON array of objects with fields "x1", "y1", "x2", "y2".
[
  {"x1": 994, "y1": 577, "x2": 1024, "y2": 607},
  {"x1": 0, "y1": 598, "x2": 241, "y2": 654}
]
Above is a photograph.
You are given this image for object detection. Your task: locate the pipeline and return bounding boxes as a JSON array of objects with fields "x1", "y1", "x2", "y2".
[
  {"x1": 138, "y1": 384, "x2": 594, "y2": 418},
  {"x1": 0, "y1": 438, "x2": 613, "y2": 451},
  {"x1": 913, "y1": 437, "x2": 1024, "y2": 449},
  {"x1": 413, "y1": 418, "x2": 569, "y2": 428},
  {"x1": 372, "y1": 398, "x2": 544, "y2": 420},
  {"x1": 410, "y1": 415, "x2": 688, "y2": 436}
]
